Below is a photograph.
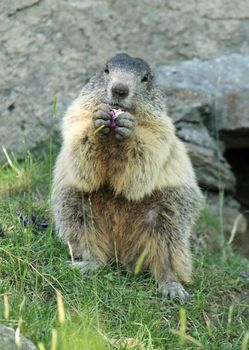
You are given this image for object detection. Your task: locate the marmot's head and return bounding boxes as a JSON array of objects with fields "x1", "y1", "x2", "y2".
[
  {"x1": 103, "y1": 53, "x2": 154, "y2": 111},
  {"x1": 86, "y1": 53, "x2": 165, "y2": 116}
]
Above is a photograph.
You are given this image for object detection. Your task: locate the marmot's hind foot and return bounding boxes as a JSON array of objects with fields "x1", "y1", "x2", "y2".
[
  {"x1": 69, "y1": 260, "x2": 100, "y2": 275},
  {"x1": 159, "y1": 281, "x2": 191, "y2": 301}
]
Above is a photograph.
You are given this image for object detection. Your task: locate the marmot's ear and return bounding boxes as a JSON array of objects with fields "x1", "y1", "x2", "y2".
[
  {"x1": 149, "y1": 72, "x2": 154, "y2": 81},
  {"x1": 104, "y1": 65, "x2": 109, "y2": 74},
  {"x1": 141, "y1": 72, "x2": 154, "y2": 83}
]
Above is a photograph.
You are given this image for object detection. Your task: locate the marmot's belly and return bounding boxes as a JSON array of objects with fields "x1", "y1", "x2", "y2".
[{"x1": 90, "y1": 186, "x2": 161, "y2": 257}]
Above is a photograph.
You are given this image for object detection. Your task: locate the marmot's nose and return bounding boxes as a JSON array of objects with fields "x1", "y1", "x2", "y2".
[{"x1": 111, "y1": 82, "x2": 129, "y2": 98}]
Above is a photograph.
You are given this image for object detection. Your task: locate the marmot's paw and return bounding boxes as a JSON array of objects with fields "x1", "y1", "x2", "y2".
[
  {"x1": 93, "y1": 103, "x2": 111, "y2": 135},
  {"x1": 115, "y1": 112, "x2": 136, "y2": 141},
  {"x1": 69, "y1": 260, "x2": 100, "y2": 275},
  {"x1": 159, "y1": 281, "x2": 191, "y2": 301}
]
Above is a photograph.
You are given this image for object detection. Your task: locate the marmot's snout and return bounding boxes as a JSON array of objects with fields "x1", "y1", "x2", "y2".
[
  {"x1": 111, "y1": 82, "x2": 129, "y2": 99},
  {"x1": 105, "y1": 74, "x2": 134, "y2": 110}
]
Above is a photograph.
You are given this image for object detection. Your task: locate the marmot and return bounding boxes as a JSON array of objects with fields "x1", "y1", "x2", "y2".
[{"x1": 52, "y1": 53, "x2": 203, "y2": 300}]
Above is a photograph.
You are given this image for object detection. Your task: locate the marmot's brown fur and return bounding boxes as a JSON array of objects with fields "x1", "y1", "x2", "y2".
[{"x1": 52, "y1": 53, "x2": 203, "y2": 300}]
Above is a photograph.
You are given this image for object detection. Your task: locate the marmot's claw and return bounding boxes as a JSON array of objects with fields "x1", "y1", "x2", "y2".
[
  {"x1": 101, "y1": 126, "x2": 111, "y2": 134},
  {"x1": 69, "y1": 260, "x2": 99, "y2": 275},
  {"x1": 93, "y1": 103, "x2": 111, "y2": 115},
  {"x1": 115, "y1": 112, "x2": 136, "y2": 140},
  {"x1": 159, "y1": 281, "x2": 191, "y2": 301},
  {"x1": 115, "y1": 127, "x2": 133, "y2": 140},
  {"x1": 116, "y1": 118, "x2": 135, "y2": 128},
  {"x1": 93, "y1": 118, "x2": 110, "y2": 127},
  {"x1": 93, "y1": 104, "x2": 112, "y2": 134}
]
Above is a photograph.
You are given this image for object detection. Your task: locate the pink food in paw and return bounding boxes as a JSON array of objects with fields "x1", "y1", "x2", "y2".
[{"x1": 110, "y1": 108, "x2": 124, "y2": 128}]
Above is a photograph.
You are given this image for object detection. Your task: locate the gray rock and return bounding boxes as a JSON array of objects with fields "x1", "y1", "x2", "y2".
[
  {"x1": 0, "y1": 324, "x2": 37, "y2": 350},
  {"x1": 155, "y1": 54, "x2": 249, "y2": 192},
  {"x1": 156, "y1": 90, "x2": 236, "y2": 192},
  {"x1": 156, "y1": 55, "x2": 249, "y2": 145},
  {"x1": 176, "y1": 119, "x2": 236, "y2": 192},
  {"x1": 186, "y1": 142, "x2": 236, "y2": 193}
]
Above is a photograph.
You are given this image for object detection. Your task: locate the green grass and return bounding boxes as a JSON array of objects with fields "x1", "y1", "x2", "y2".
[{"x1": 0, "y1": 148, "x2": 249, "y2": 350}]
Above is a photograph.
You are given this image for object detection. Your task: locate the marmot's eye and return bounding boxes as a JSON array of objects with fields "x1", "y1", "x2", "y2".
[{"x1": 104, "y1": 66, "x2": 109, "y2": 74}]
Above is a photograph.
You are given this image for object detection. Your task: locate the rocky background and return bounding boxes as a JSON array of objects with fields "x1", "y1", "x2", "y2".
[{"x1": 1, "y1": 0, "x2": 249, "y2": 250}]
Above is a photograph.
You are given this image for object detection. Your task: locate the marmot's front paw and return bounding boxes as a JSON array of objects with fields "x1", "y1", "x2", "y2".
[
  {"x1": 115, "y1": 112, "x2": 136, "y2": 141},
  {"x1": 93, "y1": 103, "x2": 111, "y2": 135}
]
